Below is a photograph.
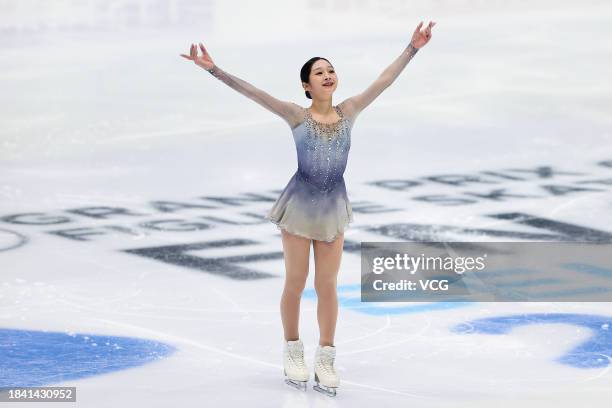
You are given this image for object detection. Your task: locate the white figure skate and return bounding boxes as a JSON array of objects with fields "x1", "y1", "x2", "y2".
[
  {"x1": 283, "y1": 339, "x2": 309, "y2": 391},
  {"x1": 313, "y1": 344, "x2": 339, "y2": 397}
]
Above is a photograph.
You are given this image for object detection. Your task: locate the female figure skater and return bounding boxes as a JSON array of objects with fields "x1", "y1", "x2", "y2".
[{"x1": 181, "y1": 20, "x2": 435, "y2": 396}]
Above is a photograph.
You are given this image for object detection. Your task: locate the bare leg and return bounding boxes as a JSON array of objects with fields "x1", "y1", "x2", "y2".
[
  {"x1": 313, "y1": 233, "x2": 344, "y2": 347},
  {"x1": 280, "y1": 229, "x2": 311, "y2": 341}
]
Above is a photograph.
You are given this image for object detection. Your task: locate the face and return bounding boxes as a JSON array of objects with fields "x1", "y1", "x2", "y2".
[{"x1": 304, "y1": 59, "x2": 337, "y2": 99}]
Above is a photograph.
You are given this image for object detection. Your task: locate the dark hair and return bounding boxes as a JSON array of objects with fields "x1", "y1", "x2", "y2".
[{"x1": 300, "y1": 57, "x2": 332, "y2": 100}]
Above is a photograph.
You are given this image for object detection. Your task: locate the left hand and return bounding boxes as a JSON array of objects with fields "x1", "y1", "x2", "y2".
[{"x1": 410, "y1": 21, "x2": 436, "y2": 49}]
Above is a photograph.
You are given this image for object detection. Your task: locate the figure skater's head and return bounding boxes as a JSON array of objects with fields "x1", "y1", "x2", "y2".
[{"x1": 300, "y1": 57, "x2": 337, "y2": 100}]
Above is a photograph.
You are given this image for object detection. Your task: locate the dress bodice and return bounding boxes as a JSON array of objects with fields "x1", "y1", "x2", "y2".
[{"x1": 290, "y1": 106, "x2": 352, "y2": 193}]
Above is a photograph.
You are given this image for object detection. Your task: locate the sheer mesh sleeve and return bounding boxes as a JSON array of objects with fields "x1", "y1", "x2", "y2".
[
  {"x1": 338, "y1": 44, "x2": 419, "y2": 124},
  {"x1": 206, "y1": 65, "x2": 303, "y2": 128}
]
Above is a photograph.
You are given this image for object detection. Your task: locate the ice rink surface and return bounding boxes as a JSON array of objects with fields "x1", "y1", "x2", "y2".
[{"x1": 1, "y1": 0, "x2": 612, "y2": 406}]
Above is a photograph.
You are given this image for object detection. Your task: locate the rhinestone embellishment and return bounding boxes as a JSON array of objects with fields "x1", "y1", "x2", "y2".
[
  {"x1": 304, "y1": 106, "x2": 346, "y2": 139},
  {"x1": 296, "y1": 105, "x2": 351, "y2": 192}
]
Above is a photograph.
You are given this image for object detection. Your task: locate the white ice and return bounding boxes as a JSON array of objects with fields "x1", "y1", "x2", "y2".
[{"x1": 1, "y1": 0, "x2": 611, "y2": 406}]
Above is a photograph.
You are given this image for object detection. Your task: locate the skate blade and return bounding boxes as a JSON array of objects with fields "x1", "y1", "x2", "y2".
[
  {"x1": 313, "y1": 383, "x2": 337, "y2": 397},
  {"x1": 285, "y1": 378, "x2": 307, "y2": 391}
]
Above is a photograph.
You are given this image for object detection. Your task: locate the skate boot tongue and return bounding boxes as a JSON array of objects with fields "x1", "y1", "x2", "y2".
[
  {"x1": 319, "y1": 345, "x2": 336, "y2": 358},
  {"x1": 286, "y1": 340, "x2": 305, "y2": 364},
  {"x1": 287, "y1": 340, "x2": 304, "y2": 354},
  {"x1": 287, "y1": 339, "x2": 303, "y2": 348}
]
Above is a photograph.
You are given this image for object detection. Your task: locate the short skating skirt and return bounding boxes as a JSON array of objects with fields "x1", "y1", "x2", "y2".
[{"x1": 265, "y1": 171, "x2": 353, "y2": 242}]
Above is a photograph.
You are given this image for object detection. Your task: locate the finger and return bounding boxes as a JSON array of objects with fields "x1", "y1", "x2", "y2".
[
  {"x1": 180, "y1": 54, "x2": 192, "y2": 59},
  {"x1": 199, "y1": 42, "x2": 208, "y2": 56},
  {"x1": 414, "y1": 21, "x2": 423, "y2": 34},
  {"x1": 190, "y1": 44, "x2": 194, "y2": 59}
]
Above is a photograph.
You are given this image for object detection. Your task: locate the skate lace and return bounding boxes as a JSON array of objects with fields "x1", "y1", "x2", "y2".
[
  {"x1": 319, "y1": 352, "x2": 337, "y2": 375},
  {"x1": 288, "y1": 347, "x2": 306, "y2": 368}
]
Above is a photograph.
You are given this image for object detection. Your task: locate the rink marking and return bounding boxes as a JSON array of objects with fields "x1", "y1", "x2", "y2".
[
  {"x1": 453, "y1": 313, "x2": 612, "y2": 369},
  {"x1": 338, "y1": 318, "x2": 433, "y2": 356},
  {"x1": 54, "y1": 297, "x2": 262, "y2": 323},
  {"x1": 0, "y1": 328, "x2": 176, "y2": 387},
  {"x1": 303, "y1": 284, "x2": 471, "y2": 315},
  {"x1": 334, "y1": 315, "x2": 393, "y2": 346},
  {"x1": 94, "y1": 318, "x2": 436, "y2": 399}
]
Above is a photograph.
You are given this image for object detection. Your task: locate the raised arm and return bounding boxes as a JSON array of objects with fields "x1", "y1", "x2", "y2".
[
  {"x1": 181, "y1": 43, "x2": 302, "y2": 127},
  {"x1": 206, "y1": 65, "x2": 303, "y2": 127},
  {"x1": 338, "y1": 21, "x2": 436, "y2": 123}
]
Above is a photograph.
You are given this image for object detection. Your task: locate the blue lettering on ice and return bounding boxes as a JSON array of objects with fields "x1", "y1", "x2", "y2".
[
  {"x1": 473, "y1": 266, "x2": 612, "y2": 298},
  {"x1": 452, "y1": 313, "x2": 612, "y2": 368},
  {"x1": 562, "y1": 263, "x2": 612, "y2": 278},
  {"x1": 303, "y1": 284, "x2": 470, "y2": 315},
  {"x1": 0, "y1": 328, "x2": 176, "y2": 387}
]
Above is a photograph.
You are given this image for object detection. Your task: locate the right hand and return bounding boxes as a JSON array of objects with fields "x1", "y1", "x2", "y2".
[
  {"x1": 410, "y1": 21, "x2": 436, "y2": 49},
  {"x1": 180, "y1": 42, "x2": 215, "y2": 70}
]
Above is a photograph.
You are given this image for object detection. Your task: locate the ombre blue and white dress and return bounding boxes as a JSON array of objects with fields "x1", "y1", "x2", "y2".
[
  {"x1": 203, "y1": 45, "x2": 420, "y2": 242},
  {"x1": 265, "y1": 105, "x2": 353, "y2": 242}
]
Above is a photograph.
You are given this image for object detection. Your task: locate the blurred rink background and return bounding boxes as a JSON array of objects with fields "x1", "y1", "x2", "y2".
[{"x1": 1, "y1": 0, "x2": 612, "y2": 406}]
